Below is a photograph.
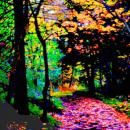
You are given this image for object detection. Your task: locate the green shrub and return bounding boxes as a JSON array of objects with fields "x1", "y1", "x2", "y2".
[
  {"x1": 29, "y1": 102, "x2": 43, "y2": 116},
  {"x1": 51, "y1": 97, "x2": 65, "y2": 109}
]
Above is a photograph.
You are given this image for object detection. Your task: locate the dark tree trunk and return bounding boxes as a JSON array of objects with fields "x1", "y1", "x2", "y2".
[
  {"x1": 34, "y1": 16, "x2": 50, "y2": 122},
  {"x1": 6, "y1": 70, "x2": 15, "y2": 104},
  {"x1": 99, "y1": 64, "x2": 103, "y2": 89},
  {"x1": 69, "y1": 66, "x2": 74, "y2": 88},
  {"x1": 86, "y1": 65, "x2": 90, "y2": 86},
  {"x1": 34, "y1": 78, "x2": 37, "y2": 86},
  {"x1": 29, "y1": 0, "x2": 50, "y2": 122},
  {"x1": 85, "y1": 57, "x2": 95, "y2": 96},
  {"x1": 41, "y1": 41, "x2": 50, "y2": 122},
  {"x1": 110, "y1": 45, "x2": 118, "y2": 96},
  {"x1": 104, "y1": 62, "x2": 111, "y2": 95},
  {"x1": 13, "y1": 0, "x2": 29, "y2": 114},
  {"x1": 88, "y1": 58, "x2": 95, "y2": 96},
  {"x1": 125, "y1": 64, "x2": 130, "y2": 100},
  {"x1": 104, "y1": 61, "x2": 116, "y2": 97},
  {"x1": 111, "y1": 59, "x2": 118, "y2": 95}
]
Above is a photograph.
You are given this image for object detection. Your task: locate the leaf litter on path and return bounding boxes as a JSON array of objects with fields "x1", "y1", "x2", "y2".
[{"x1": 53, "y1": 97, "x2": 130, "y2": 129}]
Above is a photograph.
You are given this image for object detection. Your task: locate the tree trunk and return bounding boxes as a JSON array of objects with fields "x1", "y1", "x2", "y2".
[
  {"x1": 13, "y1": 0, "x2": 29, "y2": 114},
  {"x1": 34, "y1": 16, "x2": 50, "y2": 122},
  {"x1": 99, "y1": 64, "x2": 103, "y2": 89},
  {"x1": 69, "y1": 66, "x2": 74, "y2": 88},
  {"x1": 85, "y1": 57, "x2": 95, "y2": 96},
  {"x1": 111, "y1": 58, "x2": 118, "y2": 96},
  {"x1": 88, "y1": 58, "x2": 95, "y2": 96},
  {"x1": 6, "y1": 70, "x2": 15, "y2": 104},
  {"x1": 41, "y1": 41, "x2": 50, "y2": 122},
  {"x1": 29, "y1": 0, "x2": 50, "y2": 122}
]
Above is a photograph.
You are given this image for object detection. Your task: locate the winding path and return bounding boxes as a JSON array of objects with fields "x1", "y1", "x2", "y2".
[{"x1": 53, "y1": 96, "x2": 130, "y2": 130}]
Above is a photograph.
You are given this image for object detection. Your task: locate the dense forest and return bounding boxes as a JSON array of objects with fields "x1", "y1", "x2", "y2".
[{"x1": 0, "y1": 0, "x2": 130, "y2": 129}]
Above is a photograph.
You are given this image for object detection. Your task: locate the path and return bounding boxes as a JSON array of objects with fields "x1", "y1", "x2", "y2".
[{"x1": 53, "y1": 96, "x2": 130, "y2": 129}]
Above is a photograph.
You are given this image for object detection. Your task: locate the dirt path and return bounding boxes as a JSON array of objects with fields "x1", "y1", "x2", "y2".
[{"x1": 53, "y1": 96, "x2": 130, "y2": 130}]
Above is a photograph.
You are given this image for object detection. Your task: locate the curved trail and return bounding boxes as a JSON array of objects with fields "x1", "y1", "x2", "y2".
[{"x1": 53, "y1": 97, "x2": 130, "y2": 130}]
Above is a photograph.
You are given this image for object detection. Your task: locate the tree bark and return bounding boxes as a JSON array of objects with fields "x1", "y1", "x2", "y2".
[
  {"x1": 13, "y1": 0, "x2": 29, "y2": 114},
  {"x1": 29, "y1": 0, "x2": 50, "y2": 122},
  {"x1": 34, "y1": 15, "x2": 50, "y2": 122},
  {"x1": 69, "y1": 66, "x2": 74, "y2": 88},
  {"x1": 88, "y1": 58, "x2": 95, "y2": 96}
]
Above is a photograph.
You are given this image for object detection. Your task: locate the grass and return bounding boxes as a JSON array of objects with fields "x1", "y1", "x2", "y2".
[
  {"x1": 95, "y1": 93, "x2": 130, "y2": 117},
  {"x1": 51, "y1": 91, "x2": 73, "y2": 97},
  {"x1": 51, "y1": 97, "x2": 65, "y2": 109},
  {"x1": 28, "y1": 102, "x2": 61, "y2": 129},
  {"x1": 29, "y1": 102, "x2": 43, "y2": 116},
  {"x1": 76, "y1": 83, "x2": 88, "y2": 91},
  {"x1": 47, "y1": 114, "x2": 61, "y2": 129}
]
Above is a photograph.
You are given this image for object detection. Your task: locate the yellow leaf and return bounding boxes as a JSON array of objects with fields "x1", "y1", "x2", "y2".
[{"x1": 106, "y1": 0, "x2": 118, "y2": 6}]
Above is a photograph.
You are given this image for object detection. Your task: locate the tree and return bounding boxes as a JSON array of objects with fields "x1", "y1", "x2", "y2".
[
  {"x1": 27, "y1": 0, "x2": 65, "y2": 121},
  {"x1": 29, "y1": 0, "x2": 50, "y2": 121},
  {"x1": 58, "y1": 0, "x2": 130, "y2": 96},
  {"x1": 97, "y1": 0, "x2": 130, "y2": 35},
  {"x1": 13, "y1": 0, "x2": 29, "y2": 114},
  {"x1": 0, "y1": 0, "x2": 30, "y2": 113}
]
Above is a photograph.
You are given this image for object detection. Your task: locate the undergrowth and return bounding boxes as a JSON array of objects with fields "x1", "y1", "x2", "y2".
[{"x1": 95, "y1": 93, "x2": 130, "y2": 117}]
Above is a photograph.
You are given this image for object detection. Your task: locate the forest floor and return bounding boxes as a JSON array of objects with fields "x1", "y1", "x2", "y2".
[{"x1": 53, "y1": 96, "x2": 130, "y2": 130}]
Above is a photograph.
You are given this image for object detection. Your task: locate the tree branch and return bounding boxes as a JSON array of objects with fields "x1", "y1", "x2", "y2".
[{"x1": 96, "y1": 0, "x2": 130, "y2": 35}]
